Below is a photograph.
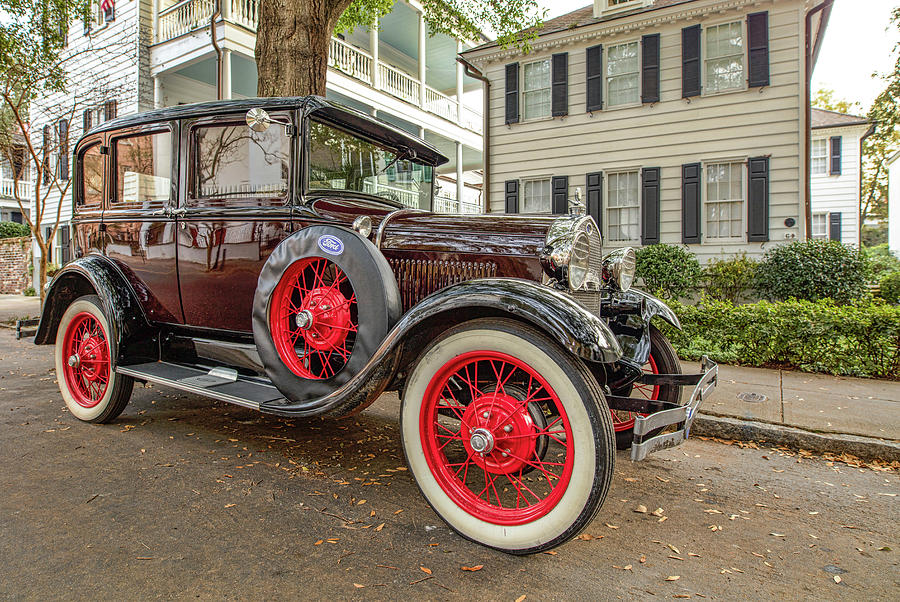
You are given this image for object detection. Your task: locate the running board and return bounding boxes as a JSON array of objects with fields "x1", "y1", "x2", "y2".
[{"x1": 117, "y1": 362, "x2": 287, "y2": 410}]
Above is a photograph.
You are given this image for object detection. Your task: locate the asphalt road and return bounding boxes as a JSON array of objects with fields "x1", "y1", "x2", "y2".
[{"x1": 1, "y1": 330, "x2": 897, "y2": 600}]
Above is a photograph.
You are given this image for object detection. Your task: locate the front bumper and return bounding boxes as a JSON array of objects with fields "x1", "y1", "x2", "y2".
[{"x1": 604, "y1": 356, "x2": 718, "y2": 461}]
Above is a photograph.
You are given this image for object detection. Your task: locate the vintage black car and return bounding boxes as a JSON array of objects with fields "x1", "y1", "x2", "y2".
[{"x1": 36, "y1": 96, "x2": 717, "y2": 554}]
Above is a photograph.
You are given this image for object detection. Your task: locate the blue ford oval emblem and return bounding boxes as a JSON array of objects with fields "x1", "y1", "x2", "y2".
[{"x1": 317, "y1": 234, "x2": 344, "y2": 256}]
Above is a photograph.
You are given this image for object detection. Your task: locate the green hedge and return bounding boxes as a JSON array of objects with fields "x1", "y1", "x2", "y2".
[
  {"x1": 659, "y1": 297, "x2": 900, "y2": 379},
  {"x1": 0, "y1": 221, "x2": 30, "y2": 239}
]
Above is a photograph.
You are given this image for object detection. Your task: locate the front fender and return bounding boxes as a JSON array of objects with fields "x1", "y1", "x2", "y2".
[
  {"x1": 34, "y1": 255, "x2": 157, "y2": 365},
  {"x1": 626, "y1": 289, "x2": 681, "y2": 330},
  {"x1": 260, "y1": 278, "x2": 622, "y2": 418}
]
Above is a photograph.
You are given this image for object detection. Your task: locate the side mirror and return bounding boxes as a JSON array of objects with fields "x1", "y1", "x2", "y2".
[{"x1": 246, "y1": 108, "x2": 273, "y2": 132}]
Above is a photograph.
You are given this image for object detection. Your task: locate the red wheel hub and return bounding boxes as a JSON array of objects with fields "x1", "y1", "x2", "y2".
[
  {"x1": 612, "y1": 353, "x2": 659, "y2": 432},
  {"x1": 420, "y1": 351, "x2": 574, "y2": 526},
  {"x1": 269, "y1": 257, "x2": 358, "y2": 380},
  {"x1": 62, "y1": 312, "x2": 110, "y2": 408}
]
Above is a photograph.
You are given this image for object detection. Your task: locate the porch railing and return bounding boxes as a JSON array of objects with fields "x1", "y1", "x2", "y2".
[
  {"x1": 433, "y1": 195, "x2": 481, "y2": 214},
  {"x1": 157, "y1": 0, "x2": 215, "y2": 42},
  {"x1": 0, "y1": 178, "x2": 32, "y2": 201},
  {"x1": 153, "y1": 0, "x2": 483, "y2": 134}
]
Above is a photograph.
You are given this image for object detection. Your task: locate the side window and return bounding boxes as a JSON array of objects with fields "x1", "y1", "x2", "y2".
[
  {"x1": 78, "y1": 142, "x2": 104, "y2": 207},
  {"x1": 192, "y1": 120, "x2": 290, "y2": 206},
  {"x1": 113, "y1": 131, "x2": 172, "y2": 208}
]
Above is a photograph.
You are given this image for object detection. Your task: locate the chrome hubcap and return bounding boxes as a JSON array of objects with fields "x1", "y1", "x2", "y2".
[
  {"x1": 295, "y1": 309, "x2": 314, "y2": 330},
  {"x1": 67, "y1": 354, "x2": 80, "y2": 368},
  {"x1": 469, "y1": 428, "x2": 494, "y2": 454}
]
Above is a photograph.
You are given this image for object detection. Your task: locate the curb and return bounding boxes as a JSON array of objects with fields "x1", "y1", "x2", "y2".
[{"x1": 692, "y1": 414, "x2": 900, "y2": 463}]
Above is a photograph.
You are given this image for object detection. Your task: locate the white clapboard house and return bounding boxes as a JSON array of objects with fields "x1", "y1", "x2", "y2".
[
  {"x1": 809, "y1": 108, "x2": 873, "y2": 245},
  {"x1": 31, "y1": 0, "x2": 485, "y2": 267},
  {"x1": 460, "y1": 0, "x2": 833, "y2": 261}
]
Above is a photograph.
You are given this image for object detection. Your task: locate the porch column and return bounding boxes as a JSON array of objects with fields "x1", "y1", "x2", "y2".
[
  {"x1": 418, "y1": 11, "x2": 426, "y2": 107},
  {"x1": 456, "y1": 41, "x2": 464, "y2": 122},
  {"x1": 221, "y1": 49, "x2": 233, "y2": 100},
  {"x1": 221, "y1": 0, "x2": 231, "y2": 21},
  {"x1": 152, "y1": 0, "x2": 159, "y2": 43},
  {"x1": 153, "y1": 76, "x2": 163, "y2": 109},
  {"x1": 370, "y1": 26, "x2": 379, "y2": 88},
  {"x1": 456, "y1": 142, "x2": 464, "y2": 209}
]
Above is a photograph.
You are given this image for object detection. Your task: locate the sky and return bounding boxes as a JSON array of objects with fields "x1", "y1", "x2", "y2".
[{"x1": 540, "y1": 0, "x2": 899, "y2": 112}]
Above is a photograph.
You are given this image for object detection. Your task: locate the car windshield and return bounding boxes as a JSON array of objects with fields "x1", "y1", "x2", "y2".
[{"x1": 307, "y1": 120, "x2": 433, "y2": 209}]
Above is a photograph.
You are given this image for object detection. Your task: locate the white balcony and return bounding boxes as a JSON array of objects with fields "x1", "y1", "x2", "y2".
[
  {"x1": 152, "y1": 0, "x2": 483, "y2": 135},
  {"x1": 0, "y1": 178, "x2": 31, "y2": 201}
]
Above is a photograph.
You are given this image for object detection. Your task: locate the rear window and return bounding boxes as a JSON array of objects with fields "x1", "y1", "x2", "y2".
[
  {"x1": 191, "y1": 121, "x2": 290, "y2": 204},
  {"x1": 78, "y1": 143, "x2": 103, "y2": 208}
]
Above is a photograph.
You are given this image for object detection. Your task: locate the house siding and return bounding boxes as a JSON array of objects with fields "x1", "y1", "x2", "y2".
[
  {"x1": 810, "y1": 124, "x2": 868, "y2": 245},
  {"x1": 468, "y1": 0, "x2": 810, "y2": 262}
]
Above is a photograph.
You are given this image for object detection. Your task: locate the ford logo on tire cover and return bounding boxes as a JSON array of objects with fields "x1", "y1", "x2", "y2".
[{"x1": 317, "y1": 234, "x2": 344, "y2": 256}]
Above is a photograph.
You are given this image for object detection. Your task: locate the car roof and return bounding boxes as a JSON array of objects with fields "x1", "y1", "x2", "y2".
[{"x1": 81, "y1": 96, "x2": 450, "y2": 167}]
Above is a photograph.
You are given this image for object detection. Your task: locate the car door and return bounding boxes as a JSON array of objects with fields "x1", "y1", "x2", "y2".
[
  {"x1": 103, "y1": 123, "x2": 182, "y2": 324},
  {"x1": 176, "y1": 111, "x2": 295, "y2": 332}
]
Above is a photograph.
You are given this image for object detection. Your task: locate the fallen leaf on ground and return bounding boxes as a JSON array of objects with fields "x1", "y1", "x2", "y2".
[
  {"x1": 515, "y1": 596, "x2": 526, "y2": 602},
  {"x1": 605, "y1": 523, "x2": 619, "y2": 529},
  {"x1": 635, "y1": 505, "x2": 648, "y2": 514},
  {"x1": 461, "y1": 565, "x2": 483, "y2": 572},
  {"x1": 353, "y1": 583, "x2": 364, "y2": 588},
  {"x1": 375, "y1": 523, "x2": 385, "y2": 531},
  {"x1": 665, "y1": 575, "x2": 680, "y2": 581},
  {"x1": 314, "y1": 540, "x2": 323, "y2": 545},
  {"x1": 224, "y1": 504, "x2": 235, "y2": 508},
  {"x1": 833, "y1": 575, "x2": 842, "y2": 584},
  {"x1": 420, "y1": 566, "x2": 432, "y2": 575}
]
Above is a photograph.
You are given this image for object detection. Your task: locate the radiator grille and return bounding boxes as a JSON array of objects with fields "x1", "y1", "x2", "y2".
[{"x1": 389, "y1": 258, "x2": 497, "y2": 310}]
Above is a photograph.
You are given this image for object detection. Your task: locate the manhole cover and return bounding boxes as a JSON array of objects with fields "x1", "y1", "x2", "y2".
[{"x1": 737, "y1": 391, "x2": 768, "y2": 403}]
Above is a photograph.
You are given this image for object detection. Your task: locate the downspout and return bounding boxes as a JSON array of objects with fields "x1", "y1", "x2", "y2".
[
  {"x1": 457, "y1": 56, "x2": 490, "y2": 213},
  {"x1": 804, "y1": 0, "x2": 834, "y2": 239},
  {"x1": 210, "y1": 0, "x2": 223, "y2": 100},
  {"x1": 859, "y1": 122, "x2": 876, "y2": 244}
]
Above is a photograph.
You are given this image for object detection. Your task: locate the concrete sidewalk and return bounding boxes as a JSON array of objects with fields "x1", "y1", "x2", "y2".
[
  {"x1": 690, "y1": 361, "x2": 900, "y2": 462},
  {"x1": 0, "y1": 294, "x2": 40, "y2": 324}
]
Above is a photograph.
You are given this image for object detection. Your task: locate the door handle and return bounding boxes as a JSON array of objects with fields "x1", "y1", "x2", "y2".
[
  {"x1": 150, "y1": 208, "x2": 168, "y2": 216},
  {"x1": 170, "y1": 208, "x2": 187, "y2": 217}
]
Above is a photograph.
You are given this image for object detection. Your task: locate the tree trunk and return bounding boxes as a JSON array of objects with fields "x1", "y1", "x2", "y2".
[{"x1": 256, "y1": 0, "x2": 353, "y2": 97}]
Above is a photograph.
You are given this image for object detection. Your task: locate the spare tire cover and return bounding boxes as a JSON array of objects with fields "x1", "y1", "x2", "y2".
[{"x1": 253, "y1": 225, "x2": 401, "y2": 403}]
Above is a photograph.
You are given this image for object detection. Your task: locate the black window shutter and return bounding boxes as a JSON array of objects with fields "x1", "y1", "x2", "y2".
[
  {"x1": 747, "y1": 11, "x2": 770, "y2": 87},
  {"x1": 505, "y1": 180, "x2": 519, "y2": 213},
  {"x1": 551, "y1": 176, "x2": 568, "y2": 214},
  {"x1": 57, "y1": 119, "x2": 69, "y2": 181},
  {"x1": 551, "y1": 53, "x2": 568, "y2": 117},
  {"x1": 586, "y1": 171, "x2": 603, "y2": 232},
  {"x1": 641, "y1": 167, "x2": 661, "y2": 245},
  {"x1": 682, "y1": 25, "x2": 701, "y2": 98},
  {"x1": 44, "y1": 227, "x2": 53, "y2": 264},
  {"x1": 830, "y1": 136, "x2": 842, "y2": 175},
  {"x1": 681, "y1": 163, "x2": 701, "y2": 244},
  {"x1": 747, "y1": 156, "x2": 770, "y2": 242},
  {"x1": 82, "y1": 108, "x2": 92, "y2": 132},
  {"x1": 42, "y1": 125, "x2": 51, "y2": 185},
  {"x1": 59, "y1": 226, "x2": 71, "y2": 265},
  {"x1": 586, "y1": 44, "x2": 603, "y2": 112},
  {"x1": 505, "y1": 63, "x2": 519, "y2": 125},
  {"x1": 641, "y1": 34, "x2": 660, "y2": 104},
  {"x1": 829, "y1": 212, "x2": 842, "y2": 241},
  {"x1": 105, "y1": 99, "x2": 117, "y2": 121}
]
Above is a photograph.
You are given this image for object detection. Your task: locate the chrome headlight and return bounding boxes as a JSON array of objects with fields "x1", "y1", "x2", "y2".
[
  {"x1": 601, "y1": 247, "x2": 636, "y2": 292},
  {"x1": 541, "y1": 215, "x2": 601, "y2": 291}
]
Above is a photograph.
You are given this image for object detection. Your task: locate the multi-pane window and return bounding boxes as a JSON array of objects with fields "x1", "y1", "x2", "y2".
[
  {"x1": 78, "y1": 143, "x2": 104, "y2": 207},
  {"x1": 522, "y1": 59, "x2": 551, "y2": 120},
  {"x1": 194, "y1": 121, "x2": 290, "y2": 201},
  {"x1": 607, "y1": 171, "x2": 640, "y2": 242},
  {"x1": 811, "y1": 139, "x2": 827, "y2": 175},
  {"x1": 705, "y1": 162, "x2": 743, "y2": 240},
  {"x1": 522, "y1": 178, "x2": 551, "y2": 213},
  {"x1": 607, "y1": 42, "x2": 640, "y2": 106},
  {"x1": 811, "y1": 213, "x2": 828, "y2": 239},
  {"x1": 114, "y1": 131, "x2": 172, "y2": 208},
  {"x1": 705, "y1": 22, "x2": 743, "y2": 93}
]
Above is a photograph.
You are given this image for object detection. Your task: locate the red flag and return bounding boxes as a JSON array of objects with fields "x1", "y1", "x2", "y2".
[{"x1": 100, "y1": 0, "x2": 114, "y2": 13}]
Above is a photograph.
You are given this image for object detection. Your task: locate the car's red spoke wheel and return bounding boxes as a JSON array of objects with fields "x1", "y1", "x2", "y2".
[
  {"x1": 269, "y1": 257, "x2": 358, "y2": 380},
  {"x1": 61, "y1": 312, "x2": 111, "y2": 408},
  {"x1": 420, "y1": 350, "x2": 575, "y2": 526},
  {"x1": 611, "y1": 354, "x2": 659, "y2": 432}
]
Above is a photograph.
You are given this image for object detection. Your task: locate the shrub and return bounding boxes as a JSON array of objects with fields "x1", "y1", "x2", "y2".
[
  {"x1": 865, "y1": 244, "x2": 900, "y2": 278},
  {"x1": 635, "y1": 243, "x2": 701, "y2": 300},
  {"x1": 23, "y1": 286, "x2": 35, "y2": 297},
  {"x1": 703, "y1": 253, "x2": 758, "y2": 303},
  {"x1": 0, "y1": 221, "x2": 30, "y2": 239},
  {"x1": 754, "y1": 240, "x2": 869, "y2": 304},
  {"x1": 881, "y1": 271, "x2": 900, "y2": 305},
  {"x1": 659, "y1": 298, "x2": 900, "y2": 379}
]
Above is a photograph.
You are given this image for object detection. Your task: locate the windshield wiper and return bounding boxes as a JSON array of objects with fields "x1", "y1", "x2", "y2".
[{"x1": 376, "y1": 147, "x2": 412, "y2": 177}]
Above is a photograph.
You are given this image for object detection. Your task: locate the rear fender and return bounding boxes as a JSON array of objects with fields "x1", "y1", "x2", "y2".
[{"x1": 34, "y1": 255, "x2": 157, "y2": 365}]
